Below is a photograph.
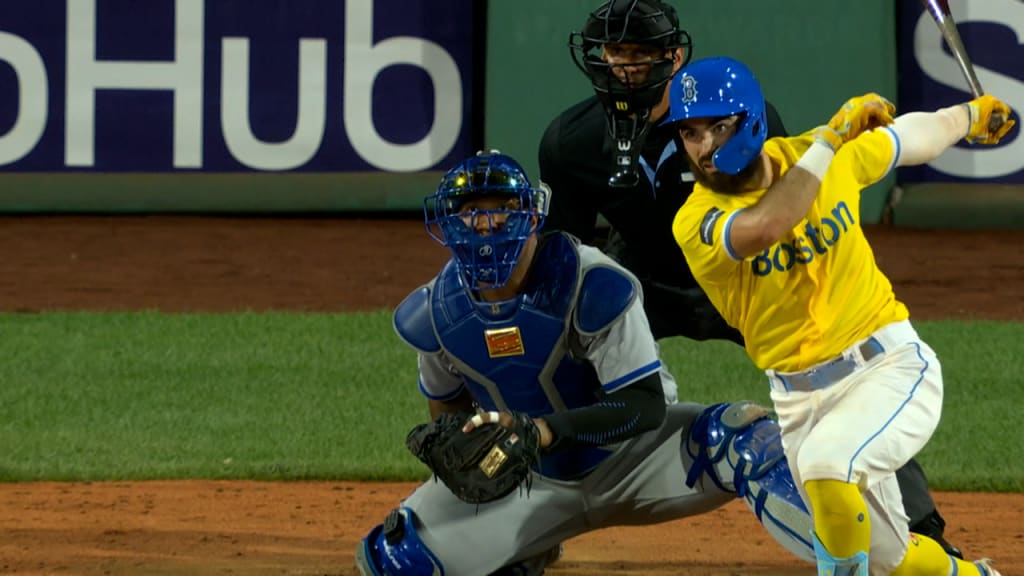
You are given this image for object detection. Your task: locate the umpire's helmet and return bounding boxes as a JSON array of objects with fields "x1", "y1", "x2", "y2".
[
  {"x1": 424, "y1": 151, "x2": 549, "y2": 290},
  {"x1": 569, "y1": 0, "x2": 692, "y2": 114},
  {"x1": 661, "y1": 56, "x2": 767, "y2": 175}
]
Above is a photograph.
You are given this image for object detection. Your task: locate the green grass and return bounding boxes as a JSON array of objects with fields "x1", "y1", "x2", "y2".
[
  {"x1": 0, "y1": 312, "x2": 427, "y2": 481},
  {"x1": 0, "y1": 312, "x2": 1020, "y2": 491}
]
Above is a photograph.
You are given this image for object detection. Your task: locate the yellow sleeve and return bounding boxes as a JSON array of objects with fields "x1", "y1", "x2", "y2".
[
  {"x1": 834, "y1": 127, "x2": 899, "y2": 187},
  {"x1": 672, "y1": 190, "x2": 741, "y2": 285}
]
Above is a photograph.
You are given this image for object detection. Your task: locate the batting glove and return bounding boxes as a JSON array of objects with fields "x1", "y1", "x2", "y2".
[
  {"x1": 811, "y1": 125, "x2": 844, "y2": 152},
  {"x1": 964, "y1": 94, "x2": 1015, "y2": 145},
  {"x1": 814, "y1": 93, "x2": 896, "y2": 152}
]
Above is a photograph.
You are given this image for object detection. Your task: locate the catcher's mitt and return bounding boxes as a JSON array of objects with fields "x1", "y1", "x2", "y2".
[{"x1": 406, "y1": 411, "x2": 541, "y2": 504}]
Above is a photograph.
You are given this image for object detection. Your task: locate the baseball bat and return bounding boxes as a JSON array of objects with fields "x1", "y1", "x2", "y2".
[{"x1": 918, "y1": 0, "x2": 1005, "y2": 133}]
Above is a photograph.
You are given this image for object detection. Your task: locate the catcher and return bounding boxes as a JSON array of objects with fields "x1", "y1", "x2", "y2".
[{"x1": 356, "y1": 151, "x2": 820, "y2": 575}]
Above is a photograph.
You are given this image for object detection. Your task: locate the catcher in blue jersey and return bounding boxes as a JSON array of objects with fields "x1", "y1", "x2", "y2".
[{"x1": 355, "y1": 150, "x2": 822, "y2": 575}]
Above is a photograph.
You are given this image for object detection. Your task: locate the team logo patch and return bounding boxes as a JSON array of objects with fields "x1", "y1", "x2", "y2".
[
  {"x1": 700, "y1": 207, "x2": 724, "y2": 246},
  {"x1": 484, "y1": 326, "x2": 525, "y2": 357},
  {"x1": 680, "y1": 73, "x2": 698, "y2": 104}
]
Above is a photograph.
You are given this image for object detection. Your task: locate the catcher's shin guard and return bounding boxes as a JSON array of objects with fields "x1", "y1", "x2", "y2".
[
  {"x1": 355, "y1": 507, "x2": 444, "y2": 576},
  {"x1": 811, "y1": 532, "x2": 868, "y2": 576},
  {"x1": 685, "y1": 402, "x2": 815, "y2": 562}
]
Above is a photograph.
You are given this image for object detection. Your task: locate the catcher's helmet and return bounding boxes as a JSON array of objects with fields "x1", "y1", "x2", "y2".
[
  {"x1": 424, "y1": 151, "x2": 548, "y2": 290},
  {"x1": 661, "y1": 56, "x2": 767, "y2": 175}
]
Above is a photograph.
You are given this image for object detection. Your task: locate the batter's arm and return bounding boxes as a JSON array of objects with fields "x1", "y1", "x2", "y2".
[
  {"x1": 894, "y1": 95, "x2": 1014, "y2": 166},
  {"x1": 725, "y1": 94, "x2": 896, "y2": 258},
  {"x1": 722, "y1": 143, "x2": 833, "y2": 259},
  {"x1": 890, "y1": 106, "x2": 968, "y2": 167}
]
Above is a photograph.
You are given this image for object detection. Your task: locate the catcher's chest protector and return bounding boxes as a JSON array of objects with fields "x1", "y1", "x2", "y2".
[
  {"x1": 430, "y1": 234, "x2": 600, "y2": 414},
  {"x1": 430, "y1": 234, "x2": 618, "y2": 480}
]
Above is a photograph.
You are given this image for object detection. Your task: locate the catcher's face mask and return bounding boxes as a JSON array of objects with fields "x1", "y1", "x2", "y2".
[{"x1": 424, "y1": 151, "x2": 549, "y2": 290}]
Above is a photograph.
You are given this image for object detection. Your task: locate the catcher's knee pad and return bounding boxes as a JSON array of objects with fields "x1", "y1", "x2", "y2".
[
  {"x1": 683, "y1": 402, "x2": 781, "y2": 493},
  {"x1": 355, "y1": 507, "x2": 445, "y2": 576},
  {"x1": 684, "y1": 402, "x2": 815, "y2": 562}
]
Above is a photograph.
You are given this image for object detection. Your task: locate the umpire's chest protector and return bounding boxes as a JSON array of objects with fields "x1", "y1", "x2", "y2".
[{"x1": 433, "y1": 234, "x2": 621, "y2": 416}]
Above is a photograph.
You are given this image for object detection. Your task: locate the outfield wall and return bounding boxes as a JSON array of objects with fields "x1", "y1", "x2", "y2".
[{"x1": 1, "y1": 0, "x2": 1021, "y2": 225}]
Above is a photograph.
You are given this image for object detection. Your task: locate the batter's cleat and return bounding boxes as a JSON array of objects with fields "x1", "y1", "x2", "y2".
[{"x1": 974, "y1": 558, "x2": 1002, "y2": 576}]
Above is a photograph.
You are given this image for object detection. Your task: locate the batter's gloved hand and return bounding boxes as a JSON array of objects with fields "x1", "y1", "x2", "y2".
[
  {"x1": 406, "y1": 410, "x2": 540, "y2": 504},
  {"x1": 964, "y1": 94, "x2": 1015, "y2": 145},
  {"x1": 813, "y1": 93, "x2": 896, "y2": 152}
]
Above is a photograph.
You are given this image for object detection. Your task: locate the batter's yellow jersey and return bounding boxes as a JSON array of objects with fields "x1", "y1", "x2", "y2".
[{"x1": 673, "y1": 128, "x2": 909, "y2": 372}]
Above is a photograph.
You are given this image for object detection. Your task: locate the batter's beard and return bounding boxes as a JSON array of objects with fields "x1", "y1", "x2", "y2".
[{"x1": 688, "y1": 154, "x2": 762, "y2": 196}]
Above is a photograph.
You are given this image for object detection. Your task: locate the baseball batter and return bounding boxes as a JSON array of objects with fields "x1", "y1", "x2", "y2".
[
  {"x1": 543, "y1": 0, "x2": 962, "y2": 557},
  {"x1": 356, "y1": 151, "x2": 820, "y2": 575},
  {"x1": 666, "y1": 57, "x2": 1013, "y2": 575}
]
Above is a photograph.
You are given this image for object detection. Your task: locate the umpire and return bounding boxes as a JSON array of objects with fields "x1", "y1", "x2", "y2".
[
  {"x1": 539, "y1": 0, "x2": 786, "y2": 344},
  {"x1": 537, "y1": 0, "x2": 963, "y2": 559}
]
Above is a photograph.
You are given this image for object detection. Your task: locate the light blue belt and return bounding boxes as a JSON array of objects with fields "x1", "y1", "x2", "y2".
[{"x1": 774, "y1": 337, "x2": 884, "y2": 392}]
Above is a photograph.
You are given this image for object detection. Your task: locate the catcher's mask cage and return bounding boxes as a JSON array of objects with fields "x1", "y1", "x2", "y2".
[
  {"x1": 660, "y1": 56, "x2": 768, "y2": 175},
  {"x1": 569, "y1": 0, "x2": 692, "y2": 187},
  {"x1": 424, "y1": 151, "x2": 549, "y2": 290}
]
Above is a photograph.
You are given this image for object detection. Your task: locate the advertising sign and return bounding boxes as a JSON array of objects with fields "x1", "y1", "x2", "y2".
[{"x1": 0, "y1": 0, "x2": 482, "y2": 173}]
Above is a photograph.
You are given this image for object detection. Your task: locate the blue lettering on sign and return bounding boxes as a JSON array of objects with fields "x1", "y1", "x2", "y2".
[{"x1": 751, "y1": 201, "x2": 855, "y2": 276}]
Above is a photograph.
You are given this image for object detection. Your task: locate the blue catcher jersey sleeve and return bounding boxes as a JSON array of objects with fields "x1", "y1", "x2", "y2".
[
  {"x1": 578, "y1": 300, "x2": 662, "y2": 394},
  {"x1": 574, "y1": 246, "x2": 663, "y2": 395}
]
